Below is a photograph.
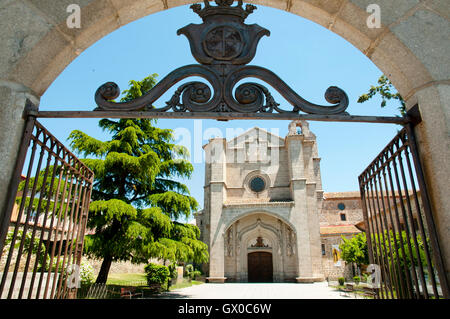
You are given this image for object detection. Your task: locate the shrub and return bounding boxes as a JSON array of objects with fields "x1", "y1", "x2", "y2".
[
  {"x1": 167, "y1": 263, "x2": 177, "y2": 279},
  {"x1": 338, "y1": 277, "x2": 345, "y2": 286},
  {"x1": 191, "y1": 270, "x2": 201, "y2": 280},
  {"x1": 145, "y1": 263, "x2": 170, "y2": 288},
  {"x1": 79, "y1": 260, "x2": 95, "y2": 286},
  {"x1": 353, "y1": 276, "x2": 361, "y2": 285},
  {"x1": 362, "y1": 273, "x2": 369, "y2": 283},
  {"x1": 167, "y1": 263, "x2": 178, "y2": 287},
  {"x1": 184, "y1": 264, "x2": 201, "y2": 281},
  {"x1": 184, "y1": 264, "x2": 194, "y2": 277}
]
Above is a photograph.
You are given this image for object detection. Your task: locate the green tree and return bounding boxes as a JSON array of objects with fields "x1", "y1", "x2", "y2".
[
  {"x1": 339, "y1": 233, "x2": 369, "y2": 276},
  {"x1": 68, "y1": 74, "x2": 208, "y2": 283},
  {"x1": 357, "y1": 75, "x2": 406, "y2": 115}
]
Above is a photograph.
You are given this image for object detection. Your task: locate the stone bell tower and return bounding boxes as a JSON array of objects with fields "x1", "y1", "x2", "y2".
[{"x1": 285, "y1": 120, "x2": 324, "y2": 282}]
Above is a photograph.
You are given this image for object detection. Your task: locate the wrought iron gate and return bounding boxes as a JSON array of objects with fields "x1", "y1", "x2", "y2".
[
  {"x1": 359, "y1": 123, "x2": 449, "y2": 299},
  {"x1": 0, "y1": 116, "x2": 94, "y2": 299}
]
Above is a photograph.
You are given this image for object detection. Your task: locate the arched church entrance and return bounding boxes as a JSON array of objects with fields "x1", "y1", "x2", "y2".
[
  {"x1": 248, "y1": 251, "x2": 273, "y2": 283},
  {"x1": 223, "y1": 213, "x2": 298, "y2": 283}
]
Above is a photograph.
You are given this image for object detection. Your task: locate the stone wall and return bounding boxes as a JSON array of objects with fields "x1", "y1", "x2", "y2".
[
  {"x1": 87, "y1": 259, "x2": 148, "y2": 276},
  {"x1": 320, "y1": 234, "x2": 354, "y2": 280},
  {"x1": 319, "y1": 193, "x2": 364, "y2": 279},
  {"x1": 320, "y1": 193, "x2": 364, "y2": 226},
  {"x1": 89, "y1": 258, "x2": 168, "y2": 276}
]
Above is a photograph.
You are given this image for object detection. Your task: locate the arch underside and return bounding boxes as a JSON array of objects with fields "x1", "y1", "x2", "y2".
[{"x1": 4, "y1": 0, "x2": 443, "y2": 102}]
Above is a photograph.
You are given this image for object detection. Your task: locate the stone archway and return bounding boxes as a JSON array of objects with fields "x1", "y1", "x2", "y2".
[
  {"x1": 224, "y1": 213, "x2": 298, "y2": 282},
  {"x1": 0, "y1": 0, "x2": 449, "y2": 282}
]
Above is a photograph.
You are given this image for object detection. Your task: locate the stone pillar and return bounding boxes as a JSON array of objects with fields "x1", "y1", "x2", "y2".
[
  {"x1": 306, "y1": 182, "x2": 324, "y2": 281},
  {"x1": 0, "y1": 81, "x2": 39, "y2": 230},
  {"x1": 286, "y1": 123, "x2": 324, "y2": 283},
  {"x1": 407, "y1": 85, "x2": 450, "y2": 284},
  {"x1": 203, "y1": 138, "x2": 227, "y2": 283},
  {"x1": 286, "y1": 133, "x2": 313, "y2": 281},
  {"x1": 311, "y1": 142, "x2": 325, "y2": 280}
]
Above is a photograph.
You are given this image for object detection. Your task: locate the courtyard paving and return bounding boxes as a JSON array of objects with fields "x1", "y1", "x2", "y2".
[{"x1": 155, "y1": 282, "x2": 357, "y2": 299}]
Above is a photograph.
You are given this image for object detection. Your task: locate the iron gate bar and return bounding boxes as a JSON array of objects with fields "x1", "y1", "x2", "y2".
[
  {"x1": 363, "y1": 133, "x2": 421, "y2": 298},
  {"x1": 402, "y1": 133, "x2": 440, "y2": 298},
  {"x1": 55, "y1": 173, "x2": 79, "y2": 298},
  {"x1": 362, "y1": 134, "x2": 414, "y2": 296},
  {"x1": 28, "y1": 153, "x2": 59, "y2": 299},
  {"x1": 384, "y1": 157, "x2": 414, "y2": 298},
  {"x1": 377, "y1": 165, "x2": 401, "y2": 297},
  {"x1": 0, "y1": 116, "x2": 37, "y2": 297},
  {"x1": 42, "y1": 164, "x2": 65, "y2": 299},
  {"x1": 19, "y1": 133, "x2": 54, "y2": 299},
  {"x1": 397, "y1": 144, "x2": 429, "y2": 298},
  {"x1": 380, "y1": 164, "x2": 407, "y2": 299},
  {"x1": 29, "y1": 110, "x2": 409, "y2": 124},
  {"x1": 51, "y1": 171, "x2": 75, "y2": 299},
  {"x1": 0, "y1": 119, "x2": 93, "y2": 299},
  {"x1": 359, "y1": 122, "x2": 450, "y2": 299},
  {"x1": 368, "y1": 178, "x2": 390, "y2": 298},
  {"x1": 379, "y1": 159, "x2": 406, "y2": 299},
  {"x1": 405, "y1": 123, "x2": 450, "y2": 298},
  {"x1": 68, "y1": 180, "x2": 91, "y2": 298},
  {"x1": 392, "y1": 150, "x2": 422, "y2": 297},
  {"x1": 373, "y1": 170, "x2": 396, "y2": 298},
  {"x1": 59, "y1": 172, "x2": 88, "y2": 298},
  {"x1": 8, "y1": 123, "x2": 45, "y2": 299},
  {"x1": 47, "y1": 171, "x2": 72, "y2": 299},
  {"x1": 0, "y1": 115, "x2": 35, "y2": 256}
]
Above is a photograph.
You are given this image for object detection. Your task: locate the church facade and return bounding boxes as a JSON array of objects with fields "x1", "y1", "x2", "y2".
[{"x1": 195, "y1": 120, "x2": 363, "y2": 283}]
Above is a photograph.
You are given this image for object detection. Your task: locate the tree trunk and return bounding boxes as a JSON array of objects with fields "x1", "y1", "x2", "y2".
[{"x1": 96, "y1": 255, "x2": 113, "y2": 284}]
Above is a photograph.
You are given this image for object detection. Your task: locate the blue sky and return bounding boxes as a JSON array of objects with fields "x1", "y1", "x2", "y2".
[{"x1": 39, "y1": 4, "x2": 403, "y2": 222}]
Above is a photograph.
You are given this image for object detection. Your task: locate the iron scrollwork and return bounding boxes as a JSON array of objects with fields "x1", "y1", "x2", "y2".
[{"x1": 94, "y1": 0, "x2": 349, "y2": 115}]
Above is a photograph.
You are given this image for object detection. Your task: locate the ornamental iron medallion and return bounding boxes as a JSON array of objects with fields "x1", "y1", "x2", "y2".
[
  {"x1": 203, "y1": 26, "x2": 243, "y2": 60},
  {"x1": 94, "y1": 0, "x2": 349, "y2": 115}
]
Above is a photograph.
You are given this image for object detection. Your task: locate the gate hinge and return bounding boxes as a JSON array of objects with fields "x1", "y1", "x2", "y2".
[
  {"x1": 22, "y1": 99, "x2": 39, "y2": 119},
  {"x1": 406, "y1": 104, "x2": 422, "y2": 126}
]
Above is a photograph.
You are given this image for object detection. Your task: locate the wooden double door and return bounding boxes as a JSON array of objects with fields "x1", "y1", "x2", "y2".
[{"x1": 247, "y1": 251, "x2": 273, "y2": 282}]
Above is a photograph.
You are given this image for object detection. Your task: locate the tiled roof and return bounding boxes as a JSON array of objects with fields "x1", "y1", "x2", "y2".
[
  {"x1": 323, "y1": 192, "x2": 361, "y2": 199},
  {"x1": 320, "y1": 224, "x2": 361, "y2": 235},
  {"x1": 324, "y1": 190, "x2": 418, "y2": 200}
]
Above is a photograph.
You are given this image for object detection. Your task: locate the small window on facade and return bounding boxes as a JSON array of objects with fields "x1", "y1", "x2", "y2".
[
  {"x1": 338, "y1": 203, "x2": 345, "y2": 210},
  {"x1": 321, "y1": 244, "x2": 326, "y2": 256},
  {"x1": 340, "y1": 213, "x2": 346, "y2": 221}
]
